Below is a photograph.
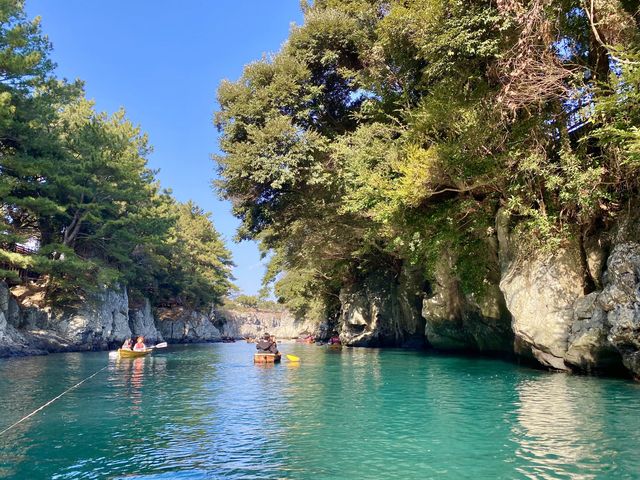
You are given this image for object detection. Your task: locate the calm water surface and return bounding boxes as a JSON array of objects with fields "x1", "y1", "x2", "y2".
[{"x1": 0, "y1": 343, "x2": 639, "y2": 479}]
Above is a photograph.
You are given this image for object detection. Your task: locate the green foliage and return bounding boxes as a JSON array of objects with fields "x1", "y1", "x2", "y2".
[
  {"x1": 213, "y1": 0, "x2": 640, "y2": 318},
  {"x1": 223, "y1": 294, "x2": 286, "y2": 312},
  {"x1": 0, "y1": 1, "x2": 234, "y2": 307},
  {"x1": 158, "y1": 201, "x2": 234, "y2": 307}
]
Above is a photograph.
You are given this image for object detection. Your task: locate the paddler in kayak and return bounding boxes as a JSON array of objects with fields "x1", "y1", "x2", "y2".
[
  {"x1": 133, "y1": 336, "x2": 147, "y2": 352},
  {"x1": 256, "y1": 333, "x2": 279, "y2": 354},
  {"x1": 121, "y1": 338, "x2": 133, "y2": 350}
]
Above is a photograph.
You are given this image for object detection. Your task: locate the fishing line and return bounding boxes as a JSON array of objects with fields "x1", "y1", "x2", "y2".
[{"x1": 0, "y1": 363, "x2": 108, "y2": 437}]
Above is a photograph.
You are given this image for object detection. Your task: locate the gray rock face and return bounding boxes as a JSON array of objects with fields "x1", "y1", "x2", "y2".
[
  {"x1": 500, "y1": 243, "x2": 586, "y2": 371},
  {"x1": 217, "y1": 308, "x2": 319, "y2": 339},
  {"x1": 0, "y1": 283, "x2": 132, "y2": 355},
  {"x1": 339, "y1": 266, "x2": 425, "y2": 347},
  {"x1": 564, "y1": 292, "x2": 620, "y2": 372},
  {"x1": 129, "y1": 298, "x2": 163, "y2": 343},
  {"x1": 0, "y1": 283, "x2": 32, "y2": 356},
  {"x1": 156, "y1": 308, "x2": 221, "y2": 343},
  {"x1": 55, "y1": 287, "x2": 132, "y2": 350},
  {"x1": 597, "y1": 243, "x2": 640, "y2": 377}
]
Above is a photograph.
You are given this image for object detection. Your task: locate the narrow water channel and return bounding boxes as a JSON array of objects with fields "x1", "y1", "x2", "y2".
[{"x1": 1, "y1": 343, "x2": 639, "y2": 479}]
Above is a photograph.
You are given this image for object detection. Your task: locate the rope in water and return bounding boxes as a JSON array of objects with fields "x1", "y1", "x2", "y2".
[{"x1": 0, "y1": 364, "x2": 108, "y2": 437}]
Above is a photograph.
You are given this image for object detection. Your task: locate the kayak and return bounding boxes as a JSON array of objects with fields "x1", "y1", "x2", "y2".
[
  {"x1": 118, "y1": 348, "x2": 151, "y2": 358},
  {"x1": 254, "y1": 352, "x2": 281, "y2": 364}
]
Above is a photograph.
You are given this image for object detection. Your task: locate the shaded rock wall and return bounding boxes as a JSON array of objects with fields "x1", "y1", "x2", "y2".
[
  {"x1": 330, "y1": 204, "x2": 640, "y2": 378},
  {"x1": 339, "y1": 265, "x2": 425, "y2": 348},
  {"x1": 422, "y1": 250, "x2": 512, "y2": 353},
  {"x1": 568, "y1": 243, "x2": 640, "y2": 377}
]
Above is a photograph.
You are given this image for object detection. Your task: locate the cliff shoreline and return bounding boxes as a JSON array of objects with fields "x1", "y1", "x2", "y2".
[
  {"x1": 0, "y1": 284, "x2": 308, "y2": 358},
  {"x1": 3, "y1": 232, "x2": 640, "y2": 382}
]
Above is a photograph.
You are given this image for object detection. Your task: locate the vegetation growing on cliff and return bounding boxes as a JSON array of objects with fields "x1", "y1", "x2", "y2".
[
  {"x1": 215, "y1": 0, "x2": 640, "y2": 315},
  {"x1": 0, "y1": 1, "x2": 234, "y2": 306}
]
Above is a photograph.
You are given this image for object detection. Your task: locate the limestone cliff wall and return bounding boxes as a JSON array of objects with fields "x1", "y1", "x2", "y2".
[
  {"x1": 331, "y1": 206, "x2": 640, "y2": 379},
  {"x1": 216, "y1": 308, "x2": 321, "y2": 339},
  {"x1": 5, "y1": 209, "x2": 640, "y2": 380},
  {"x1": 0, "y1": 285, "x2": 226, "y2": 357},
  {"x1": 338, "y1": 265, "x2": 425, "y2": 348},
  {"x1": 155, "y1": 307, "x2": 222, "y2": 343},
  {"x1": 0, "y1": 285, "x2": 134, "y2": 356}
]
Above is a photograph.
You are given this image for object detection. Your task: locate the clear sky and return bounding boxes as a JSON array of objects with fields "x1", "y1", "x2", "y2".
[{"x1": 25, "y1": 0, "x2": 304, "y2": 296}]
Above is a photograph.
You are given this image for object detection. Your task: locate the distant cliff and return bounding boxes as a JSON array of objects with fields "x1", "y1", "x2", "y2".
[{"x1": 215, "y1": 307, "x2": 322, "y2": 340}]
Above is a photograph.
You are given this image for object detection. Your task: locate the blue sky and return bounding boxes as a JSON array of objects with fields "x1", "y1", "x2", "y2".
[{"x1": 25, "y1": 0, "x2": 304, "y2": 295}]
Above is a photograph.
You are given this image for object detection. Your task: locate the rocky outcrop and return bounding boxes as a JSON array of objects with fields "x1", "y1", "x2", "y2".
[
  {"x1": 0, "y1": 283, "x2": 40, "y2": 356},
  {"x1": 0, "y1": 283, "x2": 132, "y2": 356},
  {"x1": 500, "y1": 244, "x2": 586, "y2": 370},
  {"x1": 496, "y1": 210, "x2": 639, "y2": 375},
  {"x1": 216, "y1": 308, "x2": 320, "y2": 339},
  {"x1": 129, "y1": 298, "x2": 163, "y2": 343},
  {"x1": 0, "y1": 284, "x2": 224, "y2": 357},
  {"x1": 55, "y1": 287, "x2": 132, "y2": 350},
  {"x1": 339, "y1": 265, "x2": 425, "y2": 348},
  {"x1": 422, "y1": 250, "x2": 512, "y2": 353},
  {"x1": 566, "y1": 243, "x2": 640, "y2": 377},
  {"x1": 563, "y1": 291, "x2": 621, "y2": 373},
  {"x1": 155, "y1": 308, "x2": 222, "y2": 343}
]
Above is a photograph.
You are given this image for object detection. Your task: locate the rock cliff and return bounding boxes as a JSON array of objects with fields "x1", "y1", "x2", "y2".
[
  {"x1": 0, "y1": 284, "x2": 226, "y2": 356},
  {"x1": 338, "y1": 265, "x2": 425, "y2": 348},
  {"x1": 216, "y1": 307, "x2": 320, "y2": 340},
  {"x1": 329, "y1": 206, "x2": 640, "y2": 378},
  {"x1": 4, "y1": 224, "x2": 640, "y2": 380},
  {"x1": 155, "y1": 307, "x2": 222, "y2": 343},
  {"x1": 0, "y1": 284, "x2": 133, "y2": 356},
  {"x1": 422, "y1": 250, "x2": 512, "y2": 353}
]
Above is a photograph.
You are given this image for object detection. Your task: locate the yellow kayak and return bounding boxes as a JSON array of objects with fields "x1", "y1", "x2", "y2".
[{"x1": 117, "y1": 348, "x2": 151, "y2": 358}]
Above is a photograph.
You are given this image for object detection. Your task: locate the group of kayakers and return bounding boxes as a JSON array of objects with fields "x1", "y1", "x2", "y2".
[{"x1": 121, "y1": 336, "x2": 147, "y2": 352}]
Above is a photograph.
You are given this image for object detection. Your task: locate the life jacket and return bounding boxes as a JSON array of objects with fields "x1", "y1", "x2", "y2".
[{"x1": 133, "y1": 342, "x2": 146, "y2": 351}]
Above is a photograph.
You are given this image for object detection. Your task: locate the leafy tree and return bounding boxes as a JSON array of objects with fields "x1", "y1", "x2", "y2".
[
  {"x1": 157, "y1": 201, "x2": 234, "y2": 307},
  {"x1": 215, "y1": 0, "x2": 640, "y2": 319},
  {"x1": 1, "y1": 1, "x2": 235, "y2": 307}
]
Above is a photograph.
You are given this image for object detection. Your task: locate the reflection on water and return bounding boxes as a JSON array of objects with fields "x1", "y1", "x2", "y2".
[
  {"x1": 513, "y1": 373, "x2": 636, "y2": 479},
  {"x1": 514, "y1": 375, "x2": 600, "y2": 479},
  {"x1": 0, "y1": 344, "x2": 639, "y2": 479}
]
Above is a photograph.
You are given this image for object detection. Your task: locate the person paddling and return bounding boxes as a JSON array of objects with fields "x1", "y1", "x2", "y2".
[
  {"x1": 133, "y1": 336, "x2": 146, "y2": 352},
  {"x1": 121, "y1": 338, "x2": 133, "y2": 350},
  {"x1": 256, "y1": 333, "x2": 278, "y2": 354}
]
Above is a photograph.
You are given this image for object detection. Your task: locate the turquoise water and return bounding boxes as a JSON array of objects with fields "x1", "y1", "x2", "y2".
[{"x1": 1, "y1": 344, "x2": 639, "y2": 479}]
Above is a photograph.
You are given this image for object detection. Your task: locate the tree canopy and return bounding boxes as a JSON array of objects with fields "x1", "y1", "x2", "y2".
[
  {"x1": 215, "y1": 0, "x2": 640, "y2": 317},
  {"x1": 1, "y1": 0, "x2": 234, "y2": 307}
]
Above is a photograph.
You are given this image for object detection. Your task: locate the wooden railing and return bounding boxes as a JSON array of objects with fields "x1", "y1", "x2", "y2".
[{"x1": 1, "y1": 244, "x2": 40, "y2": 283}]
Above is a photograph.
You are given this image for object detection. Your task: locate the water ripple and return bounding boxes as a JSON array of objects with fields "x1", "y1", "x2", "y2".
[{"x1": 0, "y1": 345, "x2": 639, "y2": 479}]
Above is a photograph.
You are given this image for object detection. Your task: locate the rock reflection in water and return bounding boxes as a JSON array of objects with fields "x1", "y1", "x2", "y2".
[{"x1": 513, "y1": 374, "x2": 612, "y2": 479}]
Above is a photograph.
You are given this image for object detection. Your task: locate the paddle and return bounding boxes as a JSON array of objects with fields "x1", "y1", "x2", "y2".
[{"x1": 286, "y1": 354, "x2": 300, "y2": 362}]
